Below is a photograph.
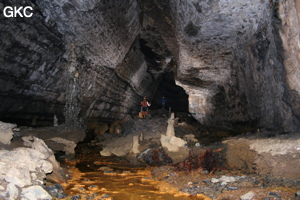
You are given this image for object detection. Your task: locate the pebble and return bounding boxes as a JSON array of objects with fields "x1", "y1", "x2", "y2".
[
  {"x1": 71, "y1": 195, "x2": 81, "y2": 200},
  {"x1": 296, "y1": 191, "x2": 300, "y2": 197},
  {"x1": 240, "y1": 191, "x2": 255, "y2": 200},
  {"x1": 211, "y1": 176, "x2": 236, "y2": 184},
  {"x1": 227, "y1": 186, "x2": 239, "y2": 190},
  {"x1": 45, "y1": 183, "x2": 64, "y2": 197},
  {"x1": 102, "y1": 193, "x2": 110, "y2": 198},
  {"x1": 88, "y1": 185, "x2": 98, "y2": 190},
  {"x1": 98, "y1": 166, "x2": 113, "y2": 171},
  {"x1": 103, "y1": 170, "x2": 117, "y2": 175},
  {"x1": 211, "y1": 178, "x2": 219, "y2": 183},
  {"x1": 268, "y1": 192, "x2": 281, "y2": 198}
]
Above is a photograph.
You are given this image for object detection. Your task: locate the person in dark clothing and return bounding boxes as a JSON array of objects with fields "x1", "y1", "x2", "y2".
[{"x1": 161, "y1": 97, "x2": 166, "y2": 110}]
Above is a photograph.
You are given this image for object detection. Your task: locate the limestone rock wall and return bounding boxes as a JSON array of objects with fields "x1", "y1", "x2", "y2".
[
  {"x1": 171, "y1": 0, "x2": 300, "y2": 131},
  {"x1": 0, "y1": 0, "x2": 299, "y2": 132},
  {"x1": 78, "y1": 45, "x2": 155, "y2": 120},
  {"x1": 0, "y1": 0, "x2": 158, "y2": 124},
  {"x1": 0, "y1": 0, "x2": 66, "y2": 124},
  {"x1": 277, "y1": 0, "x2": 300, "y2": 128},
  {"x1": 36, "y1": 0, "x2": 141, "y2": 69}
]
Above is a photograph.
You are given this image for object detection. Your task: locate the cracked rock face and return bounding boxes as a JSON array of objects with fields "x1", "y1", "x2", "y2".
[{"x1": 0, "y1": 0, "x2": 299, "y2": 131}]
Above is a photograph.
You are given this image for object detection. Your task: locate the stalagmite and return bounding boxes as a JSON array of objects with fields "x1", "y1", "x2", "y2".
[
  {"x1": 160, "y1": 113, "x2": 187, "y2": 152},
  {"x1": 132, "y1": 135, "x2": 140, "y2": 154}
]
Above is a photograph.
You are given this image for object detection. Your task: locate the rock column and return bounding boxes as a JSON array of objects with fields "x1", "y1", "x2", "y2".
[{"x1": 64, "y1": 44, "x2": 83, "y2": 129}]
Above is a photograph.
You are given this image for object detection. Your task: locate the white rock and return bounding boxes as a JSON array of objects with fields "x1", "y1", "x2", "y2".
[
  {"x1": 31, "y1": 137, "x2": 53, "y2": 157},
  {"x1": 161, "y1": 135, "x2": 187, "y2": 152},
  {"x1": 166, "y1": 113, "x2": 175, "y2": 137},
  {"x1": 38, "y1": 160, "x2": 53, "y2": 174},
  {"x1": 169, "y1": 136, "x2": 186, "y2": 147},
  {"x1": 220, "y1": 175, "x2": 236, "y2": 183},
  {"x1": 183, "y1": 134, "x2": 198, "y2": 142},
  {"x1": 0, "y1": 192, "x2": 6, "y2": 198},
  {"x1": 100, "y1": 149, "x2": 112, "y2": 156},
  {"x1": 22, "y1": 185, "x2": 52, "y2": 200},
  {"x1": 221, "y1": 181, "x2": 227, "y2": 186},
  {"x1": 6, "y1": 183, "x2": 19, "y2": 200},
  {"x1": 0, "y1": 121, "x2": 16, "y2": 145},
  {"x1": 211, "y1": 178, "x2": 219, "y2": 183},
  {"x1": 240, "y1": 191, "x2": 255, "y2": 200},
  {"x1": 5, "y1": 168, "x2": 32, "y2": 187},
  {"x1": 161, "y1": 113, "x2": 187, "y2": 152}
]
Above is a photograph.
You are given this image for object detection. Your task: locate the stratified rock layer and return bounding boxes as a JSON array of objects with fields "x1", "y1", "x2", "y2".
[{"x1": 0, "y1": 0, "x2": 299, "y2": 131}]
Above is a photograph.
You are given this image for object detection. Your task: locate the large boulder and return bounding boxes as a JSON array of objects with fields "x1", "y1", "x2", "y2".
[
  {"x1": 19, "y1": 125, "x2": 86, "y2": 156},
  {"x1": 0, "y1": 136, "x2": 66, "y2": 199},
  {"x1": 223, "y1": 132, "x2": 300, "y2": 179}
]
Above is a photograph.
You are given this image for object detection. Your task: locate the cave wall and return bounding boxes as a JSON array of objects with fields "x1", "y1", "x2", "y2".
[
  {"x1": 0, "y1": 0, "x2": 158, "y2": 125},
  {"x1": 0, "y1": 0, "x2": 66, "y2": 124},
  {"x1": 277, "y1": 0, "x2": 300, "y2": 129},
  {"x1": 0, "y1": 0, "x2": 299, "y2": 131},
  {"x1": 171, "y1": 0, "x2": 300, "y2": 131},
  {"x1": 35, "y1": 0, "x2": 152, "y2": 123}
]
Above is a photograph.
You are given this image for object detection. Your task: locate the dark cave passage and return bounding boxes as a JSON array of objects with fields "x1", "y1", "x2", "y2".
[{"x1": 150, "y1": 72, "x2": 189, "y2": 113}]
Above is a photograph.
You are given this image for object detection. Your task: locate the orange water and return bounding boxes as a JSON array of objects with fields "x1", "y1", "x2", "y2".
[{"x1": 62, "y1": 163, "x2": 207, "y2": 200}]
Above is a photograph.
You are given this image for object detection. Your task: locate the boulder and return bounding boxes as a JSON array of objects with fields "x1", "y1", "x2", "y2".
[
  {"x1": 46, "y1": 137, "x2": 77, "y2": 155},
  {"x1": 6, "y1": 183, "x2": 18, "y2": 200},
  {"x1": 0, "y1": 121, "x2": 16, "y2": 145},
  {"x1": 0, "y1": 136, "x2": 67, "y2": 199},
  {"x1": 223, "y1": 132, "x2": 300, "y2": 179},
  {"x1": 137, "y1": 148, "x2": 173, "y2": 166},
  {"x1": 22, "y1": 185, "x2": 52, "y2": 200},
  {"x1": 18, "y1": 126, "x2": 86, "y2": 156}
]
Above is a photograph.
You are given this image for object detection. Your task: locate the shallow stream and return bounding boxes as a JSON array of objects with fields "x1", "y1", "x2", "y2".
[{"x1": 61, "y1": 159, "x2": 206, "y2": 200}]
